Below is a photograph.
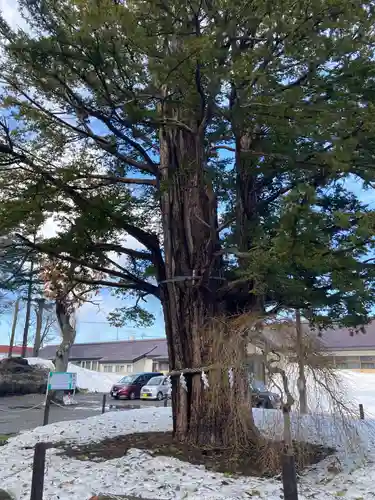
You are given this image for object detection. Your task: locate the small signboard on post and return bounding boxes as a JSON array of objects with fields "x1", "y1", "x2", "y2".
[
  {"x1": 43, "y1": 372, "x2": 78, "y2": 426},
  {"x1": 47, "y1": 372, "x2": 77, "y2": 391}
]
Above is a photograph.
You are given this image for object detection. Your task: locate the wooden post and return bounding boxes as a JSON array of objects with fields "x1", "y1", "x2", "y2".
[
  {"x1": 359, "y1": 403, "x2": 364, "y2": 420},
  {"x1": 164, "y1": 395, "x2": 168, "y2": 407},
  {"x1": 30, "y1": 442, "x2": 46, "y2": 500},
  {"x1": 102, "y1": 393, "x2": 106, "y2": 414},
  {"x1": 43, "y1": 395, "x2": 51, "y2": 426},
  {"x1": 282, "y1": 453, "x2": 299, "y2": 500}
]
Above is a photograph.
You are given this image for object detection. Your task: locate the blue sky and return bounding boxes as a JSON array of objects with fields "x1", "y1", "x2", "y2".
[{"x1": 0, "y1": 290, "x2": 165, "y2": 345}]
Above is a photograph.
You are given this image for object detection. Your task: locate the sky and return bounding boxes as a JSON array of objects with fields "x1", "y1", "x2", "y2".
[{"x1": 0, "y1": 2, "x2": 374, "y2": 346}]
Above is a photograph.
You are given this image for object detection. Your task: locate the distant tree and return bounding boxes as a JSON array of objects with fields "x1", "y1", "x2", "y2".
[{"x1": 30, "y1": 298, "x2": 58, "y2": 356}]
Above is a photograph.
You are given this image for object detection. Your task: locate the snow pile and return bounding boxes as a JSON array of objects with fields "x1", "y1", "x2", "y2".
[
  {"x1": 26, "y1": 358, "x2": 120, "y2": 393},
  {"x1": 67, "y1": 363, "x2": 120, "y2": 393},
  {"x1": 0, "y1": 407, "x2": 375, "y2": 499},
  {"x1": 269, "y1": 364, "x2": 375, "y2": 417},
  {"x1": 27, "y1": 357, "x2": 55, "y2": 370},
  {"x1": 339, "y1": 371, "x2": 375, "y2": 416}
]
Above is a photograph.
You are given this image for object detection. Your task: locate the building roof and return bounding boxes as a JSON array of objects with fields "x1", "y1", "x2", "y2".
[
  {"x1": 318, "y1": 321, "x2": 375, "y2": 351},
  {"x1": 0, "y1": 345, "x2": 33, "y2": 356},
  {"x1": 39, "y1": 338, "x2": 168, "y2": 362}
]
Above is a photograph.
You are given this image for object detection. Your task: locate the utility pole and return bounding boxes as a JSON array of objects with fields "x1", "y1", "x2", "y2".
[
  {"x1": 8, "y1": 297, "x2": 21, "y2": 358},
  {"x1": 296, "y1": 309, "x2": 308, "y2": 414}
]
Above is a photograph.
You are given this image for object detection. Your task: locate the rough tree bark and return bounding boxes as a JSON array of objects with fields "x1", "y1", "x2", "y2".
[
  {"x1": 53, "y1": 298, "x2": 76, "y2": 402},
  {"x1": 55, "y1": 298, "x2": 76, "y2": 371},
  {"x1": 158, "y1": 101, "x2": 259, "y2": 446}
]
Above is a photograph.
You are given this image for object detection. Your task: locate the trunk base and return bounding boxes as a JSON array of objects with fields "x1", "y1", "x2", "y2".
[{"x1": 62, "y1": 431, "x2": 334, "y2": 477}]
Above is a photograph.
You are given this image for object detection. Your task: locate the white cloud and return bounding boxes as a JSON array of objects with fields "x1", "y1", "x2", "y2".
[
  {"x1": 0, "y1": 0, "x2": 26, "y2": 30},
  {"x1": 39, "y1": 215, "x2": 60, "y2": 239}
]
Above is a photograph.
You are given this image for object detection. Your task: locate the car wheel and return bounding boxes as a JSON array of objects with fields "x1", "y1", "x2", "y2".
[
  {"x1": 129, "y1": 392, "x2": 136, "y2": 400},
  {"x1": 156, "y1": 392, "x2": 164, "y2": 401}
]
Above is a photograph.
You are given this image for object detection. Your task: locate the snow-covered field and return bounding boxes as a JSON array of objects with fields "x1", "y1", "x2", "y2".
[
  {"x1": 14, "y1": 359, "x2": 375, "y2": 498},
  {"x1": 0, "y1": 406, "x2": 375, "y2": 499},
  {"x1": 269, "y1": 364, "x2": 375, "y2": 417},
  {"x1": 27, "y1": 357, "x2": 120, "y2": 393}
]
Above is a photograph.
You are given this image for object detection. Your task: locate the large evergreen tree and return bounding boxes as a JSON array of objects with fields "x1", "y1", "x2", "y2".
[{"x1": 0, "y1": 0, "x2": 375, "y2": 447}]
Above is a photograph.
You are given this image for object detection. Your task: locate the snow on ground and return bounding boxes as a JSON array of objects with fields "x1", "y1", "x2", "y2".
[
  {"x1": 269, "y1": 364, "x2": 375, "y2": 417},
  {"x1": 1, "y1": 406, "x2": 375, "y2": 500},
  {"x1": 27, "y1": 357, "x2": 120, "y2": 393}
]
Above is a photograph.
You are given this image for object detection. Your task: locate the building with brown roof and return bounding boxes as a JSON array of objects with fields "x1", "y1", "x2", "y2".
[
  {"x1": 39, "y1": 338, "x2": 169, "y2": 375},
  {"x1": 263, "y1": 319, "x2": 375, "y2": 372},
  {"x1": 318, "y1": 322, "x2": 375, "y2": 371}
]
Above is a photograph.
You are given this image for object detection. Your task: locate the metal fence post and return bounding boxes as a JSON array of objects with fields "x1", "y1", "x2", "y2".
[
  {"x1": 282, "y1": 453, "x2": 298, "y2": 500},
  {"x1": 43, "y1": 395, "x2": 51, "y2": 426},
  {"x1": 102, "y1": 393, "x2": 107, "y2": 414},
  {"x1": 359, "y1": 403, "x2": 364, "y2": 420}
]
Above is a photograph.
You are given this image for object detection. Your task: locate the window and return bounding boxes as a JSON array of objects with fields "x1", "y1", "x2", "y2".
[
  {"x1": 152, "y1": 361, "x2": 169, "y2": 372},
  {"x1": 335, "y1": 356, "x2": 361, "y2": 369},
  {"x1": 360, "y1": 356, "x2": 375, "y2": 362},
  {"x1": 103, "y1": 365, "x2": 113, "y2": 373},
  {"x1": 126, "y1": 364, "x2": 133, "y2": 372},
  {"x1": 361, "y1": 363, "x2": 375, "y2": 369},
  {"x1": 91, "y1": 361, "x2": 99, "y2": 371},
  {"x1": 137, "y1": 375, "x2": 148, "y2": 385},
  {"x1": 119, "y1": 375, "x2": 137, "y2": 384},
  {"x1": 148, "y1": 376, "x2": 164, "y2": 386},
  {"x1": 115, "y1": 365, "x2": 125, "y2": 373}
]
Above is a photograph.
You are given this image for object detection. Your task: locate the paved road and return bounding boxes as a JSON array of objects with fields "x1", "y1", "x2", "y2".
[{"x1": 0, "y1": 393, "x2": 166, "y2": 435}]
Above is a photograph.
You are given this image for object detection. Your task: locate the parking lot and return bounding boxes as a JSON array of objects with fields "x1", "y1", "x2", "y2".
[{"x1": 0, "y1": 393, "x2": 166, "y2": 435}]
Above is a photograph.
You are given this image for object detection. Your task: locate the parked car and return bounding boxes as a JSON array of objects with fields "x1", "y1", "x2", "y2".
[
  {"x1": 140, "y1": 375, "x2": 170, "y2": 401},
  {"x1": 110, "y1": 372, "x2": 163, "y2": 400},
  {"x1": 250, "y1": 379, "x2": 282, "y2": 409}
]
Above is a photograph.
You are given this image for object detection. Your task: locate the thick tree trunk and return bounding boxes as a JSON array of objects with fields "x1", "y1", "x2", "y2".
[
  {"x1": 33, "y1": 298, "x2": 45, "y2": 357},
  {"x1": 158, "y1": 119, "x2": 259, "y2": 447},
  {"x1": 53, "y1": 299, "x2": 76, "y2": 403}
]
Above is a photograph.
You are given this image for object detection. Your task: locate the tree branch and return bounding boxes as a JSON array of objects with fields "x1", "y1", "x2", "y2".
[
  {"x1": 3, "y1": 80, "x2": 158, "y2": 175},
  {"x1": 15, "y1": 234, "x2": 160, "y2": 297},
  {"x1": 87, "y1": 242, "x2": 153, "y2": 260}
]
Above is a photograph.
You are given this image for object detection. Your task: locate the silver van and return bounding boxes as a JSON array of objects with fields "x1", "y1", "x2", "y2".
[{"x1": 140, "y1": 375, "x2": 170, "y2": 401}]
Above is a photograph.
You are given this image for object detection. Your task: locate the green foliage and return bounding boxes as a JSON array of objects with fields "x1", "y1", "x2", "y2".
[
  {"x1": 0, "y1": 0, "x2": 374, "y2": 330},
  {"x1": 107, "y1": 305, "x2": 155, "y2": 329}
]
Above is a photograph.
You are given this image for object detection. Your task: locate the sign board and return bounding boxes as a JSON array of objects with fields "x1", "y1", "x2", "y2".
[{"x1": 47, "y1": 372, "x2": 77, "y2": 391}]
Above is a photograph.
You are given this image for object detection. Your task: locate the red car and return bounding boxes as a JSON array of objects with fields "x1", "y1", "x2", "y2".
[{"x1": 110, "y1": 372, "x2": 163, "y2": 400}]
